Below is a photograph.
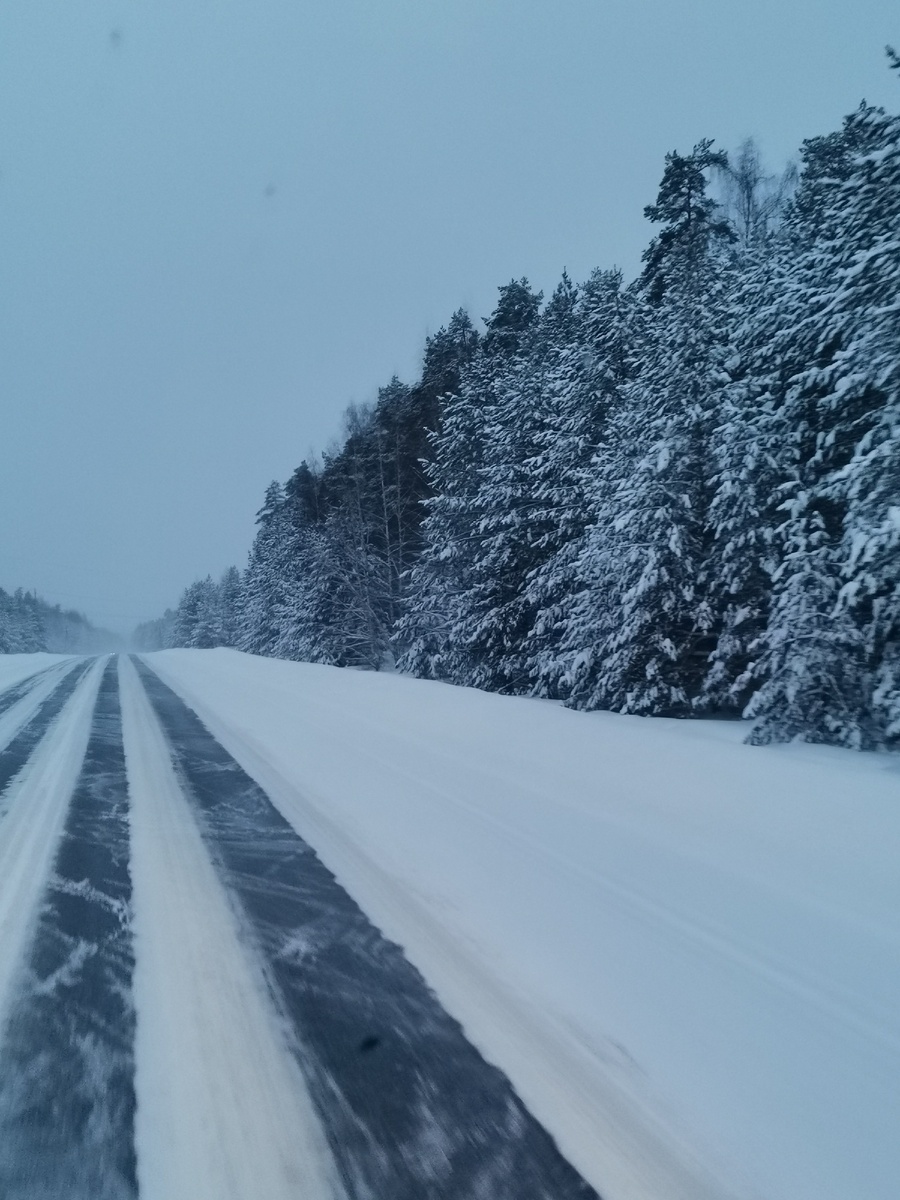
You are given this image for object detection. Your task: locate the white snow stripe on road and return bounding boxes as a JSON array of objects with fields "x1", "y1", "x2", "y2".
[
  {"x1": 119, "y1": 655, "x2": 342, "y2": 1200},
  {"x1": 0, "y1": 657, "x2": 104, "y2": 1044}
]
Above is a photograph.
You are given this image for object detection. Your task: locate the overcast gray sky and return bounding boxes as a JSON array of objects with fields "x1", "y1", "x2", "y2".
[{"x1": 1, "y1": 0, "x2": 897, "y2": 632}]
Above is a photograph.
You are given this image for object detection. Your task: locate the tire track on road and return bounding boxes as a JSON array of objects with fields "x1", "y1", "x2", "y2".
[
  {"x1": 0, "y1": 660, "x2": 105, "y2": 1075},
  {"x1": 135, "y1": 656, "x2": 601, "y2": 1200},
  {"x1": 0, "y1": 661, "x2": 92, "y2": 807},
  {"x1": 0, "y1": 659, "x2": 136, "y2": 1200},
  {"x1": 0, "y1": 661, "x2": 84, "y2": 763},
  {"x1": 120, "y1": 655, "x2": 342, "y2": 1200},
  {"x1": 0, "y1": 664, "x2": 63, "y2": 720}
]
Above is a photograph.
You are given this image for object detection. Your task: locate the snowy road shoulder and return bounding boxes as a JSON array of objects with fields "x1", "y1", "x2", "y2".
[
  {"x1": 147, "y1": 648, "x2": 900, "y2": 1200},
  {"x1": 135, "y1": 655, "x2": 601, "y2": 1200},
  {"x1": 148, "y1": 656, "x2": 724, "y2": 1200}
]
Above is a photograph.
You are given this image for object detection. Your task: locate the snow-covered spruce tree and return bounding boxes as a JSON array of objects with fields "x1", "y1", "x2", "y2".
[
  {"x1": 320, "y1": 507, "x2": 394, "y2": 668},
  {"x1": 567, "y1": 142, "x2": 734, "y2": 715},
  {"x1": 172, "y1": 576, "x2": 223, "y2": 649},
  {"x1": 394, "y1": 353, "x2": 492, "y2": 680},
  {"x1": 701, "y1": 143, "x2": 799, "y2": 713},
  {"x1": 417, "y1": 309, "x2": 480, "y2": 430},
  {"x1": 388, "y1": 313, "x2": 479, "y2": 654},
  {"x1": 171, "y1": 580, "x2": 200, "y2": 647},
  {"x1": 0, "y1": 589, "x2": 46, "y2": 653},
  {"x1": 314, "y1": 402, "x2": 401, "y2": 668},
  {"x1": 0, "y1": 593, "x2": 14, "y2": 654},
  {"x1": 555, "y1": 289, "x2": 650, "y2": 711},
  {"x1": 303, "y1": 371, "x2": 452, "y2": 669},
  {"x1": 265, "y1": 462, "x2": 335, "y2": 664},
  {"x1": 270, "y1": 448, "x2": 393, "y2": 676},
  {"x1": 235, "y1": 312, "x2": 477, "y2": 672},
  {"x1": 746, "y1": 105, "x2": 889, "y2": 747},
  {"x1": 701, "y1": 241, "x2": 790, "y2": 714},
  {"x1": 218, "y1": 566, "x2": 243, "y2": 648},
  {"x1": 271, "y1": 523, "x2": 337, "y2": 664},
  {"x1": 821, "y1": 75, "x2": 900, "y2": 744},
  {"x1": 524, "y1": 269, "x2": 632, "y2": 698},
  {"x1": 238, "y1": 481, "x2": 293, "y2": 656},
  {"x1": 396, "y1": 281, "x2": 542, "y2": 687},
  {"x1": 448, "y1": 281, "x2": 554, "y2": 693}
]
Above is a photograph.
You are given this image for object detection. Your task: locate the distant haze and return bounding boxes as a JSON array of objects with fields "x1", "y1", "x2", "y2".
[{"x1": 1, "y1": 0, "x2": 897, "y2": 632}]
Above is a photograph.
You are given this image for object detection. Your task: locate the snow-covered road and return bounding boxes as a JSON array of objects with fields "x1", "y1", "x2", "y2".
[
  {"x1": 147, "y1": 648, "x2": 900, "y2": 1200},
  {"x1": 0, "y1": 656, "x2": 600, "y2": 1200}
]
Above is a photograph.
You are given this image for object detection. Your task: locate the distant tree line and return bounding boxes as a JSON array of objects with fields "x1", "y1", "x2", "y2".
[
  {"x1": 0, "y1": 587, "x2": 119, "y2": 654},
  {"x1": 145, "y1": 61, "x2": 900, "y2": 749}
]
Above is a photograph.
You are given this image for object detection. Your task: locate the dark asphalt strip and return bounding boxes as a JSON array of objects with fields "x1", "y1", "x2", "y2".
[
  {"x1": 135, "y1": 657, "x2": 601, "y2": 1200},
  {"x1": 0, "y1": 659, "x2": 136, "y2": 1200},
  {"x1": 0, "y1": 660, "x2": 93, "y2": 805}
]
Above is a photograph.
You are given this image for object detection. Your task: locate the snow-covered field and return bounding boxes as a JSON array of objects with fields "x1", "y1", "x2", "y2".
[{"x1": 149, "y1": 648, "x2": 900, "y2": 1200}]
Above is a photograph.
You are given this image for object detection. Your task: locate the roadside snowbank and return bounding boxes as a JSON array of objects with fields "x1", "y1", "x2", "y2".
[
  {"x1": 0, "y1": 654, "x2": 72, "y2": 692},
  {"x1": 148, "y1": 649, "x2": 900, "y2": 1200}
]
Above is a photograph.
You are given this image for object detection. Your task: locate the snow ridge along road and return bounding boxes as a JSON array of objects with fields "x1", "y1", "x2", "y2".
[{"x1": 133, "y1": 655, "x2": 599, "y2": 1200}]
